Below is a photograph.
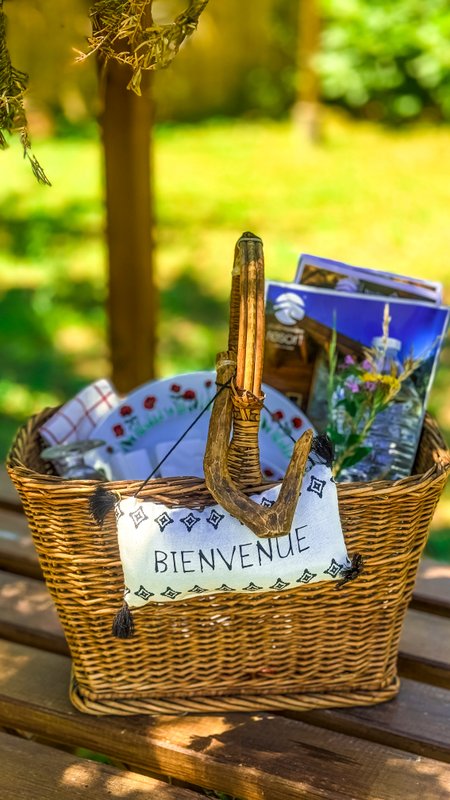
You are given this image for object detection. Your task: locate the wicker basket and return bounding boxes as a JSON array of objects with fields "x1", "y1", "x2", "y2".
[{"x1": 7, "y1": 233, "x2": 450, "y2": 715}]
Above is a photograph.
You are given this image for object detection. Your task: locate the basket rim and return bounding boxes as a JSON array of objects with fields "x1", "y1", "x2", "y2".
[{"x1": 6, "y1": 405, "x2": 450, "y2": 501}]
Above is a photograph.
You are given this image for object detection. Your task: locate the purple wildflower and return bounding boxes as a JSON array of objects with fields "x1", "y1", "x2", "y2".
[
  {"x1": 344, "y1": 354, "x2": 356, "y2": 365},
  {"x1": 346, "y1": 379, "x2": 360, "y2": 393},
  {"x1": 364, "y1": 381, "x2": 377, "y2": 392},
  {"x1": 361, "y1": 359, "x2": 373, "y2": 371}
]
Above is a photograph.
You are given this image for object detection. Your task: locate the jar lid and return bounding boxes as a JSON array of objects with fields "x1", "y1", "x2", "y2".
[
  {"x1": 371, "y1": 336, "x2": 401, "y2": 351},
  {"x1": 40, "y1": 439, "x2": 106, "y2": 460}
]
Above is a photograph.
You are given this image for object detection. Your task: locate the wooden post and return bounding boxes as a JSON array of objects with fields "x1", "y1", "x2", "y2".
[
  {"x1": 293, "y1": 0, "x2": 321, "y2": 142},
  {"x1": 99, "y1": 60, "x2": 156, "y2": 394}
]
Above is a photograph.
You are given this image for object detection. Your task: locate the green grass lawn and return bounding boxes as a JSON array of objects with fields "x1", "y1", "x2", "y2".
[{"x1": 1, "y1": 111, "x2": 449, "y2": 553}]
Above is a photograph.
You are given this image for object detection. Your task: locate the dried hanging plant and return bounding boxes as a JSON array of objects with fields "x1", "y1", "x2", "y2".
[
  {"x1": 1, "y1": 0, "x2": 209, "y2": 180},
  {"x1": 0, "y1": 1, "x2": 50, "y2": 184},
  {"x1": 81, "y1": 0, "x2": 210, "y2": 94}
]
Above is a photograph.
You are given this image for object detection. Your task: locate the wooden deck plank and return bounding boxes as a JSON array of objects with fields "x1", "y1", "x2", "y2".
[
  {"x1": 399, "y1": 609, "x2": 450, "y2": 688},
  {"x1": 0, "y1": 729, "x2": 203, "y2": 800},
  {"x1": 0, "y1": 570, "x2": 67, "y2": 656},
  {"x1": 0, "y1": 510, "x2": 42, "y2": 579},
  {"x1": 296, "y1": 678, "x2": 450, "y2": 764},
  {"x1": 0, "y1": 468, "x2": 21, "y2": 512},
  {"x1": 0, "y1": 640, "x2": 449, "y2": 800},
  {"x1": 411, "y1": 558, "x2": 450, "y2": 618}
]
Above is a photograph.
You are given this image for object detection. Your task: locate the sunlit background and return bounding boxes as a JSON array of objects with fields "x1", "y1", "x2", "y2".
[{"x1": 1, "y1": 0, "x2": 450, "y2": 554}]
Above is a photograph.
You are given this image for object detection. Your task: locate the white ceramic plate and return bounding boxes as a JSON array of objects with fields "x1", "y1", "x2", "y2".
[{"x1": 89, "y1": 371, "x2": 314, "y2": 481}]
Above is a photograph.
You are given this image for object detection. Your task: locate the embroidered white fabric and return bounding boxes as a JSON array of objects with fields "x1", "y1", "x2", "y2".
[{"x1": 115, "y1": 461, "x2": 349, "y2": 605}]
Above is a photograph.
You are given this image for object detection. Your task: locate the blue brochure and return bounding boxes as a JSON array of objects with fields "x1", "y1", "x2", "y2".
[
  {"x1": 295, "y1": 253, "x2": 442, "y2": 304},
  {"x1": 264, "y1": 281, "x2": 449, "y2": 481}
]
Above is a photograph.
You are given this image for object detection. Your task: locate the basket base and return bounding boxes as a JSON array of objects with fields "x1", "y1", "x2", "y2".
[{"x1": 69, "y1": 671, "x2": 400, "y2": 716}]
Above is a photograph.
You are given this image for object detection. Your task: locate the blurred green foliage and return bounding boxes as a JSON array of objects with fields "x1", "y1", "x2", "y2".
[
  {"x1": 4, "y1": 0, "x2": 450, "y2": 129},
  {"x1": 4, "y1": 0, "x2": 296, "y2": 127},
  {"x1": 318, "y1": 0, "x2": 450, "y2": 123}
]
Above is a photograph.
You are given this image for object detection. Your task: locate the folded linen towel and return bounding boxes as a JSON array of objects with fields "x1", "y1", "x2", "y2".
[{"x1": 39, "y1": 379, "x2": 120, "y2": 446}]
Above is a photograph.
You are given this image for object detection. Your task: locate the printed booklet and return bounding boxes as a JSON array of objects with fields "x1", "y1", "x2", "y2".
[
  {"x1": 263, "y1": 280, "x2": 449, "y2": 481},
  {"x1": 295, "y1": 253, "x2": 443, "y2": 304}
]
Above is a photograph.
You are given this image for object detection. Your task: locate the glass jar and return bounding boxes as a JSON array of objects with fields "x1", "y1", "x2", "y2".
[
  {"x1": 340, "y1": 337, "x2": 423, "y2": 482},
  {"x1": 40, "y1": 440, "x2": 107, "y2": 480}
]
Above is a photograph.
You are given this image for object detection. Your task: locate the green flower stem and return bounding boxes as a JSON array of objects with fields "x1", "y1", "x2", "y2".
[{"x1": 330, "y1": 407, "x2": 377, "y2": 478}]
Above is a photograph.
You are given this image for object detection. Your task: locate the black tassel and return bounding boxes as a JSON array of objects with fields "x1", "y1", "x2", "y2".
[
  {"x1": 89, "y1": 485, "x2": 117, "y2": 527},
  {"x1": 335, "y1": 553, "x2": 364, "y2": 590},
  {"x1": 112, "y1": 602, "x2": 135, "y2": 638},
  {"x1": 311, "y1": 433, "x2": 335, "y2": 468}
]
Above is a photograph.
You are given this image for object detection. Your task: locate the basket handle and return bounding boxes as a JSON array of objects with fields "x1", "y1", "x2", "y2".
[{"x1": 204, "y1": 232, "x2": 313, "y2": 538}]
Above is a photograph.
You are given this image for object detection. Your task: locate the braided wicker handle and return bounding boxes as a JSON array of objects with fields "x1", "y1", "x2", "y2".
[{"x1": 204, "y1": 232, "x2": 313, "y2": 538}]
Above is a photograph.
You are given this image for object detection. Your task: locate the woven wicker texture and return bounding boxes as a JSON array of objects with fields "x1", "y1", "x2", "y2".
[{"x1": 7, "y1": 233, "x2": 450, "y2": 715}]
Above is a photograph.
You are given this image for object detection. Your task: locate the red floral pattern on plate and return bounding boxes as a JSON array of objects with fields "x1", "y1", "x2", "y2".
[{"x1": 89, "y1": 372, "x2": 313, "y2": 477}]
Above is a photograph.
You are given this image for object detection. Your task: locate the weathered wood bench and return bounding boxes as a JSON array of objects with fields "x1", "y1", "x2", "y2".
[{"x1": 0, "y1": 470, "x2": 449, "y2": 799}]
